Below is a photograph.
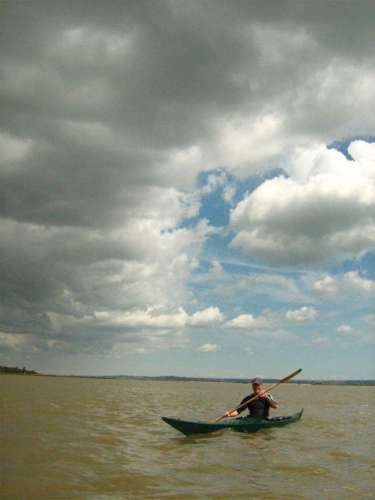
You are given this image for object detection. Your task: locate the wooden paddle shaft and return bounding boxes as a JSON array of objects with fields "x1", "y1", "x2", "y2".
[{"x1": 215, "y1": 368, "x2": 302, "y2": 422}]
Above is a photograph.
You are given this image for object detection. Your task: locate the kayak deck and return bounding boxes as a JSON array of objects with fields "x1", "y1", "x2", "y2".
[{"x1": 162, "y1": 409, "x2": 303, "y2": 436}]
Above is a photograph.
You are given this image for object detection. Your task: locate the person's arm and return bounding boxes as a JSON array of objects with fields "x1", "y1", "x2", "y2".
[
  {"x1": 224, "y1": 395, "x2": 250, "y2": 418},
  {"x1": 260, "y1": 391, "x2": 279, "y2": 409},
  {"x1": 268, "y1": 397, "x2": 279, "y2": 409},
  {"x1": 224, "y1": 409, "x2": 239, "y2": 417}
]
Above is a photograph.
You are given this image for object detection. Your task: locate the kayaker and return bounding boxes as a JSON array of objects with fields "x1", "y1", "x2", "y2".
[{"x1": 224, "y1": 377, "x2": 279, "y2": 419}]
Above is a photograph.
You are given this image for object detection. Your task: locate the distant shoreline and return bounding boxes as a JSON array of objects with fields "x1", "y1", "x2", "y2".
[
  {"x1": 0, "y1": 366, "x2": 38, "y2": 375},
  {"x1": 2, "y1": 367, "x2": 374, "y2": 386},
  {"x1": 49, "y1": 374, "x2": 375, "y2": 386}
]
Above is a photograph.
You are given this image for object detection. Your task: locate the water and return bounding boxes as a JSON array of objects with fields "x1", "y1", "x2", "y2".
[{"x1": 1, "y1": 375, "x2": 374, "y2": 499}]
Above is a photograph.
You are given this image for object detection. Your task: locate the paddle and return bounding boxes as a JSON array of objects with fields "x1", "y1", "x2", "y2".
[{"x1": 215, "y1": 368, "x2": 302, "y2": 422}]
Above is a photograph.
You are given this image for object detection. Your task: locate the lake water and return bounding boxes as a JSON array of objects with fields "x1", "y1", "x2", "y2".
[{"x1": 1, "y1": 375, "x2": 374, "y2": 499}]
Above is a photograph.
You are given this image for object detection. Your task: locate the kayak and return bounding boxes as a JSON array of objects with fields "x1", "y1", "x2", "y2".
[{"x1": 162, "y1": 409, "x2": 303, "y2": 436}]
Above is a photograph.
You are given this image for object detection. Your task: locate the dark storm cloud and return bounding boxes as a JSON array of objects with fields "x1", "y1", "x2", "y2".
[{"x1": 1, "y1": 1, "x2": 374, "y2": 223}]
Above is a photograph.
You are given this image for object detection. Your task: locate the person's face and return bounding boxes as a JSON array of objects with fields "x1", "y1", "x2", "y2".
[{"x1": 252, "y1": 383, "x2": 262, "y2": 393}]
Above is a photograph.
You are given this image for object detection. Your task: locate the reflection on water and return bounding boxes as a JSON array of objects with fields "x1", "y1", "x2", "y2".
[{"x1": 1, "y1": 375, "x2": 374, "y2": 499}]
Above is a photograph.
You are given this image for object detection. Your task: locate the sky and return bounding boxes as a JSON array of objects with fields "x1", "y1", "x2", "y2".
[{"x1": 0, "y1": 1, "x2": 374, "y2": 380}]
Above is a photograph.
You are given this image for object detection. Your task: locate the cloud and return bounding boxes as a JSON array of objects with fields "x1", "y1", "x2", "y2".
[
  {"x1": 343, "y1": 271, "x2": 375, "y2": 294},
  {"x1": 46, "y1": 339, "x2": 67, "y2": 350},
  {"x1": 207, "y1": 269, "x2": 314, "y2": 306},
  {"x1": 0, "y1": 132, "x2": 33, "y2": 165},
  {"x1": 286, "y1": 306, "x2": 317, "y2": 322},
  {"x1": 209, "y1": 260, "x2": 225, "y2": 277},
  {"x1": 230, "y1": 141, "x2": 375, "y2": 265},
  {"x1": 200, "y1": 169, "x2": 236, "y2": 205},
  {"x1": 94, "y1": 307, "x2": 189, "y2": 329},
  {"x1": 242, "y1": 272, "x2": 312, "y2": 304},
  {"x1": 226, "y1": 313, "x2": 271, "y2": 330},
  {"x1": 365, "y1": 314, "x2": 375, "y2": 325},
  {"x1": 312, "y1": 336, "x2": 329, "y2": 345},
  {"x1": 336, "y1": 324, "x2": 353, "y2": 333},
  {"x1": 313, "y1": 271, "x2": 375, "y2": 297},
  {"x1": 0, "y1": 215, "x2": 214, "y2": 354},
  {"x1": 312, "y1": 275, "x2": 338, "y2": 295},
  {"x1": 197, "y1": 343, "x2": 220, "y2": 353},
  {"x1": 44, "y1": 305, "x2": 225, "y2": 356},
  {"x1": 215, "y1": 113, "x2": 286, "y2": 174},
  {"x1": 189, "y1": 307, "x2": 225, "y2": 326},
  {"x1": 92, "y1": 305, "x2": 225, "y2": 329},
  {"x1": 1, "y1": 1, "x2": 375, "y2": 365},
  {"x1": 223, "y1": 184, "x2": 236, "y2": 204},
  {"x1": 201, "y1": 170, "x2": 228, "y2": 196},
  {"x1": 0, "y1": 332, "x2": 30, "y2": 349}
]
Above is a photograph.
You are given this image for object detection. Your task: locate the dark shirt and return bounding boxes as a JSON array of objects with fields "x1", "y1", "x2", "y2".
[{"x1": 238, "y1": 392, "x2": 271, "y2": 419}]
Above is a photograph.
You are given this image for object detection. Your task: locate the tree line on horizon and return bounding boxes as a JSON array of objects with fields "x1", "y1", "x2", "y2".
[{"x1": 0, "y1": 365, "x2": 38, "y2": 375}]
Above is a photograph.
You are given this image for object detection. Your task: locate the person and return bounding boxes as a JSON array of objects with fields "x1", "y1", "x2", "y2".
[{"x1": 224, "y1": 377, "x2": 279, "y2": 419}]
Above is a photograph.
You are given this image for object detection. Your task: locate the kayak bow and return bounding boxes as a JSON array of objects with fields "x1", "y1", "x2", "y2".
[{"x1": 162, "y1": 409, "x2": 303, "y2": 436}]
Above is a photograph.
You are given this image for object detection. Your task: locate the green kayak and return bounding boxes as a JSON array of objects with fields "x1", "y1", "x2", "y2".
[{"x1": 162, "y1": 409, "x2": 303, "y2": 436}]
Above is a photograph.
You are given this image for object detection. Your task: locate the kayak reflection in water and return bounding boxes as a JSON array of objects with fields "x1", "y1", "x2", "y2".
[{"x1": 224, "y1": 377, "x2": 279, "y2": 419}]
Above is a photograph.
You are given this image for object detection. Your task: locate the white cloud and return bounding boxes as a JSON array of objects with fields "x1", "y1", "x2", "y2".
[
  {"x1": 226, "y1": 313, "x2": 271, "y2": 329},
  {"x1": 205, "y1": 269, "x2": 309, "y2": 306},
  {"x1": 47, "y1": 339, "x2": 67, "y2": 350},
  {"x1": 210, "y1": 260, "x2": 224, "y2": 277},
  {"x1": 164, "y1": 146, "x2": 204, "y2": 190},
  {"x1": 201, "y1": 170, "x2": 228, "y2": 195},
  {"x1": 223, "y1": 185, "x2": 236, "y2": 204},
  {"x1": 343, "y1": 271, "x2": 375, "y2": 294},
  {"x1": 313, "y1": 271, "x2": 375, "y2": 297},
  {"x1": 0, "y1": 332, "x2": 30, "y2": 348},
  {"x1": 197, "y1": 343, "x2": 220, "y2": 353},
  {"x1": 230, "y1": 141, "x2": 375, "y2": 265},
  {"x1": 95, "y1": 307, "x2": 189, "y2": 329},
  {"x1": 312, "y1": 336, "x2": 329, "y2": 345},
  {"x1": 215, "y1": 113, "x2": 286, "y2": 175},
  {"x1": 0, "y1": 215, "x2": 212, "y2": 332},
  {"x1": 189, "y1": 307, "x2": 225, "y2": 326},
  {"x1": 199, "y1": 170, "x2": 236, "y2": 205},
  {"x1": 286, "y1": 306, "x2": 317, "y2": 322},
  {"x1": 243, "y1": 273, "x2": 312, "y2": 304},
  {"x1": 244, "y1": 346, "x2": 255, "y2": 355},
  {"x1": 337, "y1": 324, "x2": 353, "y2": 333},
  {"x1": 134, "y1": 347, "x2": 147, "y2": 354},
  {"x1": 348, "y1": 140, "x2": 375, "y2": 169},
  {"x1": 57, "y1": 305, "x2": 225, "y2": 332},
  {"x1": 313, "y1": 275, "x2": 338, "y2": 295}
]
